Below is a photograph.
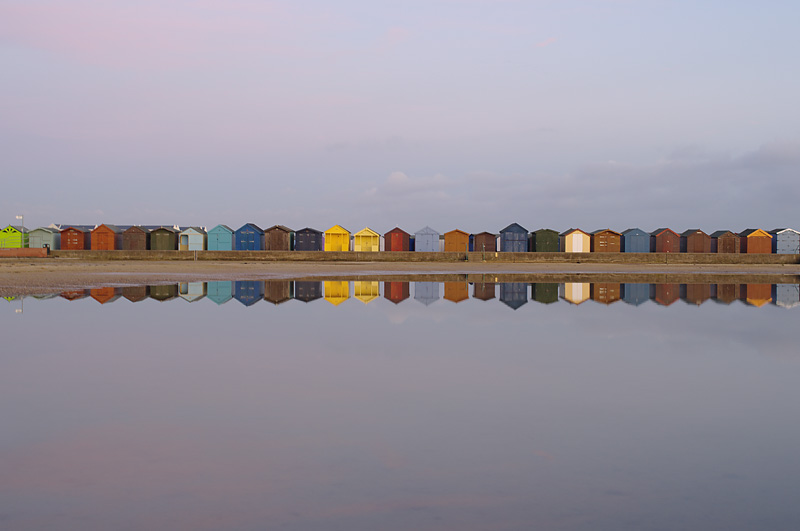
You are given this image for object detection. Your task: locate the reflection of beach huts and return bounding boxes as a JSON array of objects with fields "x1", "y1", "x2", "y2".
[
  {"x1": 353, "y1": 228, "x2": 380, "y2": 252},
  {"x1": 294, "y1": 281, "x2": 322, "y2": 302},
  {"x1": 590, "y1": 283, "x2": 621, "y2": 304},
  {"x1": 621, "y1": 283, "x2": 650, "y2": 306},
  {"x1": 207, "y1": 281, "x2": 233, "y2": 305},
  {"x1": 28, "y1": 227, "x2": 60, "y2": 250},
  {"x1": 208, "y1": 225, "x2": 234, "y2": 251},
  {"x1": 264, "y1": 280, "x2": 294, "y2": 304},
  {"x1": 532, "y1": 283, "x2": 558, "y2": 304},
  {"x1": 473, "y1": 232, "x2": 497, "y2": 253},
  {"x1": 444, "y1": 229, "x2": 469, "y2": 252},
  {"x1": 742, "y1": 284, "x2": 771, "y2": 307},
  {"x1": 500, "y1": 283, "x2": 528, "y2": 310},
  {"x1": 235, "y1": 223, "x2": 265, "y2": 251},
  {"x1": 234, "y1": 280, "x2": 264, "y2": 306},
  {"x1": 473, "y1": 282, "x2": 496, "y2": 301},
  {"x1": 772, "y1": 284, "x2": 800, "y2": 308},
  {"x1": 122, "y1": 285, "x2": 149, "y2": 302},
  {"x1": 91, "y1": 224, "x2": 124, "y2": 250},
  {"x1": 123, "y1": 226, "x2": 150, "y2": 250},
  {"x1": 651, "y1": 284, "x2": 679, "y2": 306},
  {"x1": 414, "y1": 282, "x2": 440, "y2": 305},
  {"x1": 680, "y1": 284, "x2": 710, "y2": 305},
  {"x1": 711, "y1": 284, "x2": 740, "y2": 305},
  {"x1": 384, "y1": 281, "x2": 410, "y2": 304},
  {"x1": 265, "y1": 225, "x2": 293, "y2": 251},
  {"x1": 650, "y1": 228, "x2": 680, "y2": 253},
  {"x1": 414, "y1": 227, "x2": 440, "y2": 252},
  {"x1": 150, "y1": 227, "x2": 179, "y2": 251},
  {"x1": 60, "y1": 226, "x2": 93, "y2": 250},
  {"x1": 354, "y1": 281, "x2": 380, "y2": 304},
  {"x1": 294, "y1": 228, "x2": 323, "y2": 251},
  {"x1": 180, "y1": 227, "x2": 207, "y2": 251},
  {"x1": 0, "y1": 225, "x2": 29, "y2": 248},
  {"x1": 150, "y1": 284, "x2": 179, "y2": 302},
  {"x1": 532, "y1": 229, "x2": 559, "y2": 252},
  {"x1": 499, "y1": 223, "x2": 528, "y2": 252},
  {"x1": 384, "y1": 228, "x2": 410, "y2": 252},
  {"x1": 179, "y1": 282, "x2": 206, "y2": 302},
  {"x1": 770, "y1": 228, "x2": 800, "y2": 254},
  {"x1": 739, "y1": 229, "x2": 772, "y2": 254},
  {"x1": 560, "y1": 229, "x2": 590, "y2": 253},
  {"x1": 60, "y1": 289, "x2": 89, "y2": 301},
  {"x1": 324, "y1": 225, "x2": 351, "y2": 252},
  {"x1": 324, "y1": 281, "x2": 350, "y2": 305},
  {"x1": 560, "y1": 283, "x2": 590, "y2": 305},
  {"x1": 680, "y1": 229, "x2": 711, "y2": 253},
  {"x1": 90, "y1": 287, "x2": 121, "y2": 304},
  {"x1": 710, "y1": 231, "x2": 740, "y2": 253},
  {"x1": 621, "y1": 228, "x2": 650, "y2": 253},
  {"x1": 444, "y1": 282, "x2": 469, "y2": 303},
  {"x1": 590, "y1": 229, "x2": 621, "y2": 253}
]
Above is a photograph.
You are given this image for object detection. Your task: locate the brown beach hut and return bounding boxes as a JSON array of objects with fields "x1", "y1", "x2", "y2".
[
  {"x1": 710, "y1": 231, "x2": 740, "y2": 253},
  {"x1": 681, "y1": 284, "x2": 711, "y2": 305},
  {"x1": 473, "y1": 232, "x2": 497, "y2": 253},
  {"x1": 739, "y1": 229, "x2": 772, "y2": 254},
  {"x1": 650, "y1": 228, "x2": 680, "y2": 253},
  {"x1": 590, "y1": 283, "x2": 621, "y2": 304},
  {"x1": 60, "y1": 226, "x2": 93, "y2": 250},
  {"x1": 384, "y1": 281, "x2": 410, "y2": 304},
  {"x1": 444, "y1": 282, "x2": 469, "y2": 303},
  {"x1": 384, "y1": 228, "x2": 410, "y2": 252},
  {"x1": 265, "y1": 225, "x2": 293, "y2": 251},
  {"x1": 651, "y1": 284, "x2": 679, "y2": 306},
  {"x1": 473, "y1": 282, "x2": 496, "y2": 301},
  {"x1": 680, "y1": 229, "x2": 711, "y2": 253},
  {"x1": 444, "y1": 229, "x2": 469, "y2": 252},
  {"x1": 91, "y1": 224, "x2": 124, "y2": 250},
  {"x1": 122, "y1": 285, "x2": 149, "y2": 302},
  {"x1": 590, "y1": 229, "x2": 621, "y2": 253},
  {"x1": 123, "y1": 226, "x2": 150, "y2": 250}
]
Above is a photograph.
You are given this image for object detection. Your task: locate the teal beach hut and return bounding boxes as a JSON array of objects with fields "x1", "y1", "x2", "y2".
[{"x1": 208, "y1": 225, "x2": 234, "y2": 251}]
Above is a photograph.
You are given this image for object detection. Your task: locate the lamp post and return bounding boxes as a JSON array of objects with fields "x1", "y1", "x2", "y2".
[{"x1": 15, "y1": 215, "x2": 24, "y2": 247}]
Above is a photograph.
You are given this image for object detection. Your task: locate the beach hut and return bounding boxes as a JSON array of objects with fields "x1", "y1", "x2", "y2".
[
  {"x1": 414, "y1": 282, "x2": 439, "y2": 305},
  {"x1": 28, "y1": 227, "x2": 60, "y2": 250},
  {"x1": 0, "y1": 225, "x2": 29, "y2": 248},
  {"x1": 650, "y1": 228, "x2": 680, "y2": 253},
  {"x1": 499, "y1": 223, "x2": 528, "y2": 253},
  {"x1": 150, "y1": 284, "x2": 178, "y2": 302},
  {"x1": 354, "y1": 281, "x2": 380, "y2": 304},
  {"x1": 294, "y1": 228, "x2": 323, "y2": 251},
  {"x1": 532, "y1": 283, "x2": 558, "y2": 304},
  {"x1": 122, "y1": 286, "x2": 149, "y2": 303},
  {"x1": 265, "y1": 225, "x2": 293, "y2": 251},
  {"x1": 179, "y1": 282, "x2": 206, "y2": 302},
  {"x1": 235, "y1": 223, "x2": 265, "y2": 251},
  {"x1": 590, "y1": 283, "x2": 621, "y2": 304},
  {"x1": 473, "y1": 232, "x2": 497, "y2": 253},
  {"x1": 324, "y1": 225, "x2": 350, "y2": 252},
  {"x1": 739, "y1": 229, "x2": 772, "y2": 254},
  {"x1": 473, "y1": 282, "x2": 496, "y2": 301},
  {"x1": 207, "y1": 225, "x2": 234, "y2": 251},
  {"x1": 60, "y1": 226, "x2": 93, "y2": 250},
  {"x1": 770, "y1": 228, "x2": 800, "y2": 254},
  {"x1": 90, "y1": 287, "x2": 121, "y2": 304},
  {"x1": 60, "y1": 289, "x2": 88, "y2": 301},
  {"x1": 324, "y1": 281, "x2": 349, "y2": 305},
  {"x1": 590, "y1": 229, "x2": 621, "y2": 253},
  {"x1": 180, "y1": 227, "x2": 207, "y2": 251},
  {"x1": 680, "y1": 229, "x2": 711, "y2": 253},
  {"x1": 384, "y1": 228, "x2": 410, "y2": 252},
  {"x1": 621, "y1": 283, "x2": 650, "y2": 306},
  {"x1": 414, "y1": 227, "x2": 440, "y2": 252},
  {"x1": 531, "y1": 229, "x2": 559, "y2": 252},
  {"x1": 123, "y1": 226, "x2": 150, "y2": 251},
  {"x1": 742, "y1": 284, "x2": 771, "y2": 307},
  {"x1": 651, "y1": 284, "x2": 679, "y2": 306},
  {"x1": 444, "y1": 282, "x2": 469, "y2": 303},
  {"x1": 384, "y1": 281, "x2": 410, "y2": 304},
  {"x1": 91, "y1": 224, "x2": 124, "y2": 250},
  {"x1": 560, "y1": 283, "x2": 590, "y2": 305},
  {"x1": 354, "y1": 228, "x2": 380, "y2": 252},
  {"x1": 710, "y1": 231, "x2": 740, "y2": 253},
  {"x1": 150, "y1": 227, "x2": 179, "y2": 251},
  {"x1": 234, "y1": 280, "x2": 263, "y2": 306},
  {"x1": 711, "y1": 284, "x2": 740, "y2": 305},
  {"x1": 264, "y1": 280, "x2": 294, "y2": 305},
  {"x1": 294, "y1": 281, "x2": 322, "y2": 302},
  {"x1": 680, "y1": 284, "x2": 710, "y2": 306},
  {"x1": 207, "y1": 281, "x2": 233, "y2": 305},
  {"x1": 560, "y1": 229, "x2": 590, "y2": 253},
  {"x1": 772, "y1": 284, "x2": 800, "y2": 308},
  {"x1": 444, "y1": 229, "x2": 469, "y2": 252},
  {"x1": 621, "y1": 228, "x2": 649, "y2": 253},
  {"x1": 499, "y1": 283, "x2": 528, "y2": 310}
]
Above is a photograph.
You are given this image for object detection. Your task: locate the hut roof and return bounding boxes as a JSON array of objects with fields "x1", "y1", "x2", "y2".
[
  {"x1": 770, "y1": 228, "x2": 800, "y2": 235},
  {"x1": 60, "y1": 225, "x2": 95, "y2": 232},
  {"x1": 621, "y1": 228, "x2": 648, "y2": 236},
  {"x1": 740, "y1": 228, "x2": 770, "y2": 238},
  {"x1": 265, "y1": 225, "x2": 293, "y2": 233},
  {"x1": 355, "y1": 227, "x2": 379, "y2": 237},
  {"x1": 296, "y1": 227, "x2": 322, "y2": 234},
  {"x1": 445, "y1": 229, "x2": 468, "y2": 236},
  {"x1": 151, "y1": 226, "x2": 178, "y2": 234},
  {"x1": 181, "y1": 226, "x2": 207, "y2": 235},
  {"x1": 415, "y1": 226, "x2": 440, "y2": 235},
  {"x1": 559, "y1": 228, "x2": 589, "y2": 237},
  {"x1": 474, "y1": 231, "x2": 497, "y2": 237},
  {"x1": 209, "y1": 224, "x2": 234, "y2": 233},
  {"x1": 236, "y1": 223, "x2": 264, "y2": 233},
  {"x1": 591, "y1": 229, "x2": 621, "y2": 236},
  {"x1": 30, "y1": 227, "x2": 58, "y2": 234},
  {"x1": 680, "y1": 229, "x2": 708, "y2": 237},
  {"x1": 500, "y1": 223, "x2": 528, "y2": 234},
  {"x1": 94, "y1": 224, "x2": 124, "y2": 233},
  {"x1": 385, "y1": 227, "x2": 409, "y2": 235},
  {"x1": 325, "y1": 225, "x2": 350, "y2": 234},
  {"x1": 710, "y1": 230, "x2": 738, "y2": 238},
  {"x1": 650, "y1": 228, "x2": 679, "y2": 237}
]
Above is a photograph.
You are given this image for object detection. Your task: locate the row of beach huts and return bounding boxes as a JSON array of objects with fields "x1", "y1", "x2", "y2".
[{"x1": 2, "y1": 223, "x2": 800, "y2": 254}]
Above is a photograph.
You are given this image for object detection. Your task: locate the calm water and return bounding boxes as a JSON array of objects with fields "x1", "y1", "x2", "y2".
[{"x1": 2, "y1": 280, "x2": 800, "y2": 530}]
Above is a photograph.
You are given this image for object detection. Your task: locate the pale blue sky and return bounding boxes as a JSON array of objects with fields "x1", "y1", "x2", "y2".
[{"x1": 2, "y1": 0, "x2": 799, "y2": 233}]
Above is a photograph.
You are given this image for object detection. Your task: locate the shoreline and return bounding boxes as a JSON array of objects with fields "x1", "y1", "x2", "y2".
[{"x1": 2, "y1": 260, "x2": 799, "y2": 296}]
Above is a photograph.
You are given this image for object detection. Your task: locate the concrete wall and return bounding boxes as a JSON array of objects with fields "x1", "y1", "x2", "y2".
[{"x1": 0, "y1": 248, "x2": 49, "y2": 258}]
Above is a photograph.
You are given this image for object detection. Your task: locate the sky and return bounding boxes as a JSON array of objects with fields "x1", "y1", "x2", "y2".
[{"x1": 2, "y1": 0, "x2": 799, "y2": 233}]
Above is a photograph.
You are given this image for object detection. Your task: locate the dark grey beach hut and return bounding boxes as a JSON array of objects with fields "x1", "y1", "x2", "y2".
[
  {"x1": 621, "y1": 228, "x2": 649, "y2": 253},
  {"x1": 499, "y1": 223, "x2": 528, "y2": 252},
  {"x1": 294, "y1": 228, "x2": 323, "y2": 251}
]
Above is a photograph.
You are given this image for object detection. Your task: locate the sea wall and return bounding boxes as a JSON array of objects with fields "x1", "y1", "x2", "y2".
[{"x1": 0, "y1": 248, "x2": 49, "y2": 258}]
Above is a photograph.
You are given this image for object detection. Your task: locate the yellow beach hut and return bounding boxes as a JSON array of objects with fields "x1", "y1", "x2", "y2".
[
  {"x1": 354, "y1": 281, "x2": 380, "y2": 304},
  {"x1": 324, "y1": 281, "x2": 350, "y2": 305},
  {"x1": 560, "y1": 282, "x2": 590, "y2": 305},
  {"x1": 560, "y1": 229, "x2": 591, "y2": 253},
  {"x1": 324, "y1": 225, "x2": 351, "y2": 252},
  {"x1": 353, "y1": 227, "x2": 380, "y2": 252},
  {"x1": 0, "y1": 225, "x2": 29, "y2": 248}
]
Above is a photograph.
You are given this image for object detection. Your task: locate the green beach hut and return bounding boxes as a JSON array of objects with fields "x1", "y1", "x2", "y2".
[{"x1": 0, "y1": 226, "x2": 29, "y2": 248}]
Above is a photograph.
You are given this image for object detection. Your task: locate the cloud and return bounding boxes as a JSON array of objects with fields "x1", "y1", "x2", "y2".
[{"x1": 535, "y1": 37, "x2": 557, "y2": 48}]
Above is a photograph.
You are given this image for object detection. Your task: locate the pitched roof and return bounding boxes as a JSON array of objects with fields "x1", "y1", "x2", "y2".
[
  {"x1": 621, "y1": 228, "x2": 648, "y2": 235},
  {"x1": 236, "y1": 223, "x2": 264, "y2": 233},
  {"x1": 559, "y1": 228, "x2": 589, "y2": 237},
  {"x1": 500, "y1": 223, "x2": 528, "y2": 234},
  {"x1": 710, "y1": 230, "x2": 738, "y2": 238},
  {"x1": 650, "y1": 228, "x2": 678, "y2": 236},
  {"x1": 591, "y1": 229, "x2": 621, "y2": 236},
  {"x1": 209, "y1": 224, "x2": 234, "y2": 233},
  {"x1": 181, "y1": 226, "x2": 207, "y2": 234},
  {"x1": 740, "y1": 228, "x2": 770, "y2": 237},
  {"x1": 265, "y1": 225, "x2": 293, "y2": 233},
  {"x1": 415, "y1": 226, "x2": 440, "y2": 235},
  {"x1": 680, "y1": 229, "x2": 708, "y2": 237},
  {"x1": 770, "y1": 228, "x2": 800, "y2": 235}
]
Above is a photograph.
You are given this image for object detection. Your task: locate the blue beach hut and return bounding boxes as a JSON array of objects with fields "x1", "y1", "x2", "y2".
[
  {"x1": 207, "y1": 281, "x2": 233, "y2": 305},
  {"x1": 621, "y1": 228, "x2": 650, "y2": 253},
  {"x1": 414, "y1": 227, "x2": 440, "y2": 252},
  {"x1": 499, "y1": 223, "x2": 528, "y2": 253},
  {"x1": 621, "y1": 283, "x2": 650, "y2": 306},
  {"x1": 234, "y1": 280, "x2": 264, "y2": 306},
  {"x1": 414, "y1": 282, "x2": 440, "y2": 305},
  {"x1": 208, "y1": 225, "x2": 234, "y2": 251},
  {"x1": 499, "y1": 282, "x2": 528, "y2": 310},
  {"x1": 235, "y1": 223, "x2": 265, "y2": 251}
]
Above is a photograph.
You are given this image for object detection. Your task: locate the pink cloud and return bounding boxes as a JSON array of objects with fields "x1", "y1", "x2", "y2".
[{"x1": 536, "y1": 37, "x2": 557, "y2": 48}]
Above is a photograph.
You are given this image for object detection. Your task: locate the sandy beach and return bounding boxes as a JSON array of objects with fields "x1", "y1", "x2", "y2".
[{"x1": 2, "y1": 259, "x2": 799, "y2": 296}]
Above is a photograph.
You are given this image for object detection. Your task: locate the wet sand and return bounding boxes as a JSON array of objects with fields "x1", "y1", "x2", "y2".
[{"x1": 2, "y1": 259, "x2": 800, "y2": 296}]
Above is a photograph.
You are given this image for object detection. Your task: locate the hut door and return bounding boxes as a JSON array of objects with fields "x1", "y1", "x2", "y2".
[{"x1": 573, "y1": 235, "x2": 583, "y2": 252}]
